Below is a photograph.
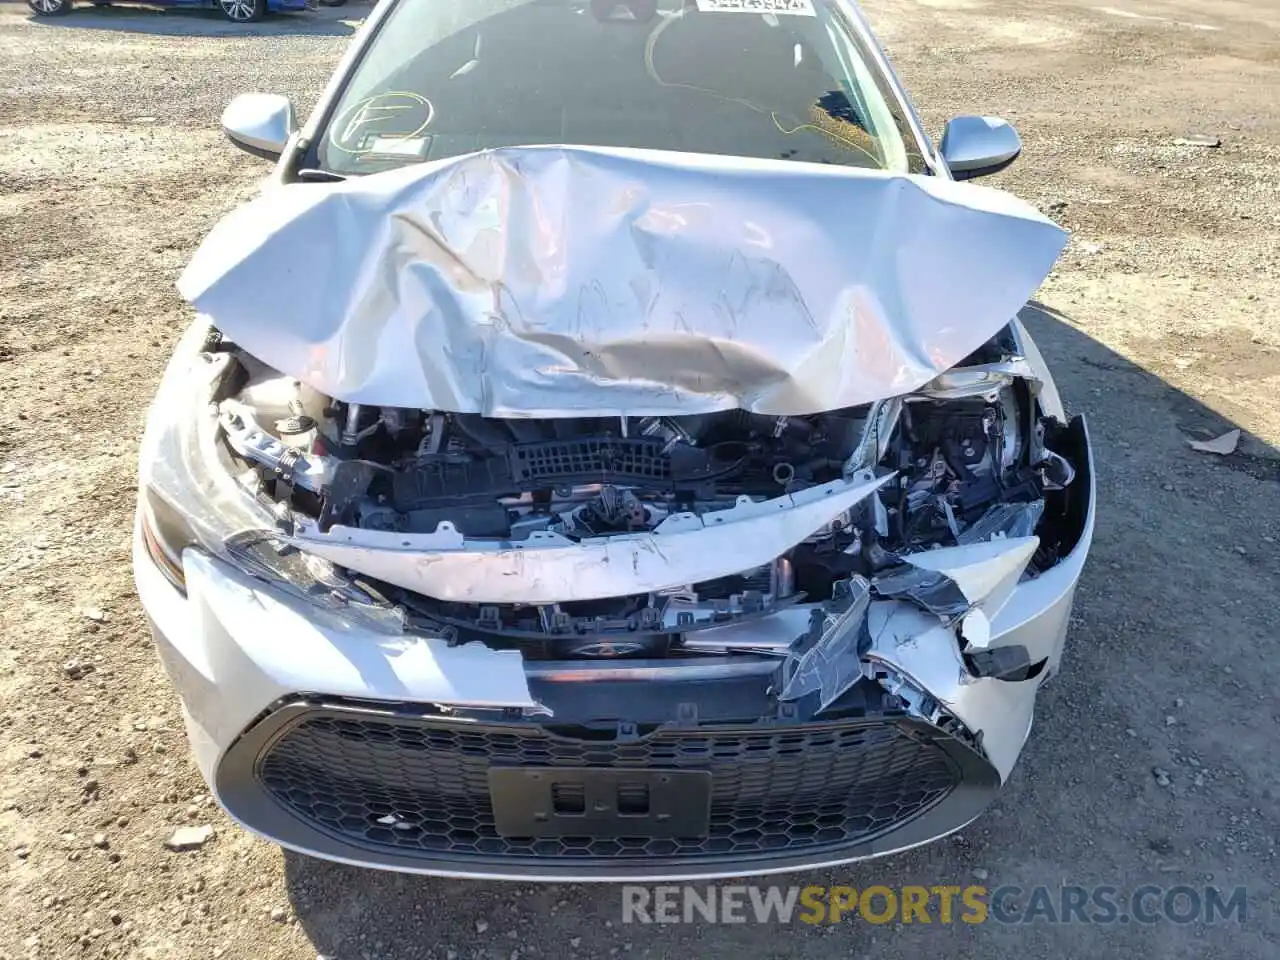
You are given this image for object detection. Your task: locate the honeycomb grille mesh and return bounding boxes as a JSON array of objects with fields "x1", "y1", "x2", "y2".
[{"x1": 257, "y1": 713, "x2": 959, "y2": 861}]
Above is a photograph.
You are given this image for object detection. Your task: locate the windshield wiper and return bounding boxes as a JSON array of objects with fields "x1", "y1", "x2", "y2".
[{"x1": 296, "y1": 168, "x2": 348, "y2": 183}]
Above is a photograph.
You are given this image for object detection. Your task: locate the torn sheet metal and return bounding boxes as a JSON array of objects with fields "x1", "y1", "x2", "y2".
[
  {"x1": 904, "y1": 536, "x2": 1038, "y2": 617},
  {"x1": 864, "y1": 602, "x2": 1035, "y2": 782},
  {"x1": 179, "y1": 145, "x2": 1066, "y2": 416},
  {"x1": 289, "y1": 473, "x2": 892, "y2": 604}
]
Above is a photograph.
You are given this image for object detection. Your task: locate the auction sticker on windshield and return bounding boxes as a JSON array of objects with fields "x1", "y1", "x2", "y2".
[
  {"x1": 695, "y1": 0, "x2": 816, "y2": 15},
  {"x1": 329, "y1": 92, "x2": 434, "y2": 155}
]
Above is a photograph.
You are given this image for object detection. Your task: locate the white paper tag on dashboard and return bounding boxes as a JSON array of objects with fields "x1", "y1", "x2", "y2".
[
  {"x1": 364, "y1": 136, "x2": 430, "y2": 159},
  {"x1": 695, "y1": 0, "x2": 817, "y2": 16}
]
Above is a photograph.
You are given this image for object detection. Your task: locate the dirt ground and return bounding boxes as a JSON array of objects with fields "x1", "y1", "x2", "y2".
[{"x1": 1, "y1": 0, "x2": 1277, "y2": 957}]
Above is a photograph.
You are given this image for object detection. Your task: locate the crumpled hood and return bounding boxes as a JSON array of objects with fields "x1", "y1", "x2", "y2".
[{"x1": 179, "y1": 145, "x2": 1066, "y2": 416}]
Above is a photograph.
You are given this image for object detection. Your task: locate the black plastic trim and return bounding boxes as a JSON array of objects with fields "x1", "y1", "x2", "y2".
[
  {"x1": 950, "y1": 151, "x2": 1021, "y2": 181},
  {"x1": 214, "y1": 697, "x2": 1000, "y2": 880}
]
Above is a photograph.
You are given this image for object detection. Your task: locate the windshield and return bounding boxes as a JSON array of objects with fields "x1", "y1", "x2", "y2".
[{"x1": 314, "y1": 0, "x2": 924, "y2": 176}]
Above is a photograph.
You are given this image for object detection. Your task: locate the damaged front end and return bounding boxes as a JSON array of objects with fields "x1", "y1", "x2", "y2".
[
  {"x1": 138, "y1": 314, "x2": 1092, "y2": 878},
  {"x1": 135, "y1": 148, "x2": 1092, "y2": 878}
]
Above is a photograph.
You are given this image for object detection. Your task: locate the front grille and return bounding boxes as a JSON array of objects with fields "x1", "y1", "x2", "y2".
[{"x1": 253, "y1": 709, "x2": 961, "y2": 863}]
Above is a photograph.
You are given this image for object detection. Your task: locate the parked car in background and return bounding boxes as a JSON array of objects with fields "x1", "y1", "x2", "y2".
[
  {"x1": 26, "y1": 0, "x2": 330, "y2": 24},
  {"x1": 135, "y1": 0, "x2": 1094, "y2": 880}
]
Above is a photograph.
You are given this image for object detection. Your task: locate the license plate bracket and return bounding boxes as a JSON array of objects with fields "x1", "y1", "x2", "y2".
[{"x1": 488, "y1": 767, "x2": 712, "y2": 839}]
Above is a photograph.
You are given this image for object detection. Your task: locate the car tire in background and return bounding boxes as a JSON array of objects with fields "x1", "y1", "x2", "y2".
[
  {"x1": 28, "y1": 0, "x2": 72, "y2": 15},
  {"x1": 218, "y1": 0, "x2": 265, "y2": 22}
]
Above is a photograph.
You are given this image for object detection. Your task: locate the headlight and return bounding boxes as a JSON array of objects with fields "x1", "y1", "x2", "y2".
[
  {"x1": 139, "y1": 490, "x2": 193, "y2": 592},
  {"x1": 136, "y1": 321, "x2": 402, "y2": 632},
  {"x1": 136, "y1": 321, "x2": 275, "y2": 593}
]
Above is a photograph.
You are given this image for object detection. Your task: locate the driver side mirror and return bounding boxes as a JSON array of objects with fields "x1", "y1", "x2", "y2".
[
  {"x1": 940, "y1": 115, "x2": 1022, "y2": 180},
  {"x1": 221, "y1": 93, "x2": 298, "y2": 162}
]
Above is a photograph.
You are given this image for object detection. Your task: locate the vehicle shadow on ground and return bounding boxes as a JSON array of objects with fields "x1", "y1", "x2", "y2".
[
  {"x1": 280, "y1": 302, "x2": 1278, "y2": 958},
  {"x1": 27, "y1": 6, "x2": 359, "y2": 37}
]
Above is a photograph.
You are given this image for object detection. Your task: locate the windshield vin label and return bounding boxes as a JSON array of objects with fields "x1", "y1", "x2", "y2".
[{"x1": 695, "y1": 0, "x2": 817, "y2": 15}]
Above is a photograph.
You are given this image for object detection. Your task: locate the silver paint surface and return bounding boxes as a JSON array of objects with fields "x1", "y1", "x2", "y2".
[{"x1": 179, "y1": 145, "x2": 1066, "y2": 416}]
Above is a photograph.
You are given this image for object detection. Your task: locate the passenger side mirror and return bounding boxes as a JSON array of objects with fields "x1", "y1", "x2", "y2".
[
  {"x1": 940, "y1": 115, "x2": 1022, "y2": 180},
  {"x1": 221, "y1": 93, "x2": 298, "y2": 162}
]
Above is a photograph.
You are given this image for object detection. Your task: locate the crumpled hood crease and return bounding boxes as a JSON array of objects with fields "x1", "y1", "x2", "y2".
[{"x1": 178, "y1": 145, "x2": 1066, "y2": 416}]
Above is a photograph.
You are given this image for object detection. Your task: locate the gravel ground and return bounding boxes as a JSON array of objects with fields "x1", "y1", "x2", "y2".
[{"x1": 1, "y1": 0, "x2": 1278, "y2": 957}]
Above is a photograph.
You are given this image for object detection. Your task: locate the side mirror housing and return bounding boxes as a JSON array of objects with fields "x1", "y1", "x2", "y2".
[
  {"x1": 221, "y1": 93, "x2": 298, "y2": 162},
  {"x1": 940, "y1": 116, "x2": 1022, "y2": 180}
]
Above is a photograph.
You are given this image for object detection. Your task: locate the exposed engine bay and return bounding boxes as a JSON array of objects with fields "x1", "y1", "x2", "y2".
[{"x1": 206, "y1": 323, "x2": 1088, "y2": 666}]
